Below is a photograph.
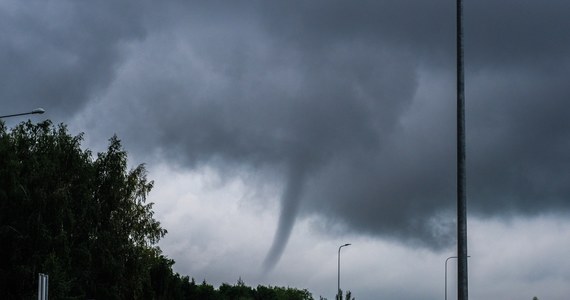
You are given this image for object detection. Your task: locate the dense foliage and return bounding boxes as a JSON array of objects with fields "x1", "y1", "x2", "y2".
[
  {"x1": 0, "y1": 121, "x2": 318, "y2": 299},
  {"x1": 182, "y1": 278, "x2": 314, "y2": 300},
  {"x1": 0, "y1": 120, "x2": 166, "y2": 299}
]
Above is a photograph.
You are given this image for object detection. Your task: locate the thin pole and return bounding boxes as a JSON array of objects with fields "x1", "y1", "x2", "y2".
[
  {"x1": 0, "y1": 108, "x2": 45, "y2": 119},
  {"x1": 338, "y1": 247, "x2": 340, "y2": 299},
  {"x1": 456, "y1": 0, "x2": 468, "y2": 299},
  {"x1": 38, "y1": 273, "x2": 42, "y2": 300},
  {"x1": 445, "y1": 256, "x2": 456, "y2": 300},
  {"x1": 0, "y1": 112, "x2": 34, "y2": 118},
  {"x1": 337, "y1": 243, "x2": 350, "y2": 299}
]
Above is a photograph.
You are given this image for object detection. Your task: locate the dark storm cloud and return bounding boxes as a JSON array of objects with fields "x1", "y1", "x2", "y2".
[
  {"x1": 5, "y1": 0, "x2": 570, "y2": 266},
  {"x1": 105, "y1": 0, "x2": 570, "y2": 262},
  {"x1": 117, "y1": 1, "x2": 423, "y2": 266},
  {"x1": 0, "y1": 0, "x2": 147, "y2": 118}
]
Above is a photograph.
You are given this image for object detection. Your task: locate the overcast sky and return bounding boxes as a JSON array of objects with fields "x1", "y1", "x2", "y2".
[{"x1": 2, "y1": 0, "x2": 570, "y2": 299}]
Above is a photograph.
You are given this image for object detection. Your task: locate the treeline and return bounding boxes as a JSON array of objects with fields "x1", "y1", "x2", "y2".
[
  {"x1": 152, "y1": 276, "x2": 314, "y2": 300},
  {"x1": 0, "y1": 121, "x2": 315, "y2": 299}
]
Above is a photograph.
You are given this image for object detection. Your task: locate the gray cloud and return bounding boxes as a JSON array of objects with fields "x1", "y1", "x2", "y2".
[
  {"x1": 4, "y1": 0, "x2": 570, "y2": 267},
  {"x1": 0, "y1": 0, "x2": 146, "y2": 118}
]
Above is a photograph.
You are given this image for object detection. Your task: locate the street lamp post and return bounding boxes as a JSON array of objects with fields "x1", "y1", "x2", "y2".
[
  {"x1": 445, "y1": 255, "x2": 470, "y2": 300},
  {"x1": 456, "y1": 0, "x2": 468, "y2": 299},
  {"x1": 337, "y1": 243, "x2": 351, "y2": 300},
  {"x1": 0, "y1": 108, "x2": 45, "y2": 119},
  {"x1": 445, "y1": 256, "x2": 456, "y2": 300}
]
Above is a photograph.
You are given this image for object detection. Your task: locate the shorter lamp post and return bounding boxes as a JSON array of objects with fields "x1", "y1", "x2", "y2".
[
  {"x1": 337, "y1": 243, "x2": 351, "y2": 299},
  {"x1": 445, "y1": 255, "x2": 470, "y2": 300},
  {"x1": 0, "y1": 108, "x2": 45, "y2": 119}
]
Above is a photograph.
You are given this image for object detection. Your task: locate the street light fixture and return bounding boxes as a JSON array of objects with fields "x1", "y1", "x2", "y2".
[
  {"x1": 337, "y1": 243, "x2": 351, "y2": 300},
  {"x1": 0, "y1": 108, "x2": 45, "y2": 119}
]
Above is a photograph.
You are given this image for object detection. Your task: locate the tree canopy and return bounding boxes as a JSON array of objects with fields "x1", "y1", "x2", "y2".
[{"x1": 0, "y1": 120, "x2": 166, "y2": 299}]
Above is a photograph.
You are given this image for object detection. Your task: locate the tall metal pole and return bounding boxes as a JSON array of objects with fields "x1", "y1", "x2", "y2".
[
  {"x1": 337, "y1": 243, "x2": 351, "y2": 300},
  {"x1": 456, "y1": 0, "x2": 468, "y2": 299}
]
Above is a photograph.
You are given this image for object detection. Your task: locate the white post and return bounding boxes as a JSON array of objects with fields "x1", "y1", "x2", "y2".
[
  {"x1": 38, "y1": 273, "x2": 48, "y2": 300},
  {"x1": 38, "y1": 273, "x2": 42, "y2": 300}
]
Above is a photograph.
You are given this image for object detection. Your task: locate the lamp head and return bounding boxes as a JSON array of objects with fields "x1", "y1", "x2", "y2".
[{"x1": 32, "y1": 108, "x2": 45, "y2": 114}]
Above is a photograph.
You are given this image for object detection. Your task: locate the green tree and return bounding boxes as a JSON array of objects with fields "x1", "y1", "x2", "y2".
[
  {"x1": 335, "y1": 289, "x2": 355, "y2": 300},
  {"x1": 264, "y1": 285, "x2": 313, "y2": 300},
  {"x1": 0, "y1": 120, "x2": 166, "y2": 299},
  {"x1": 219, "y1": 278, "x2": 255, "y2": 300},
  {"x1": 196, "y1": 279, "x2": 220, "y2": 300}
]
